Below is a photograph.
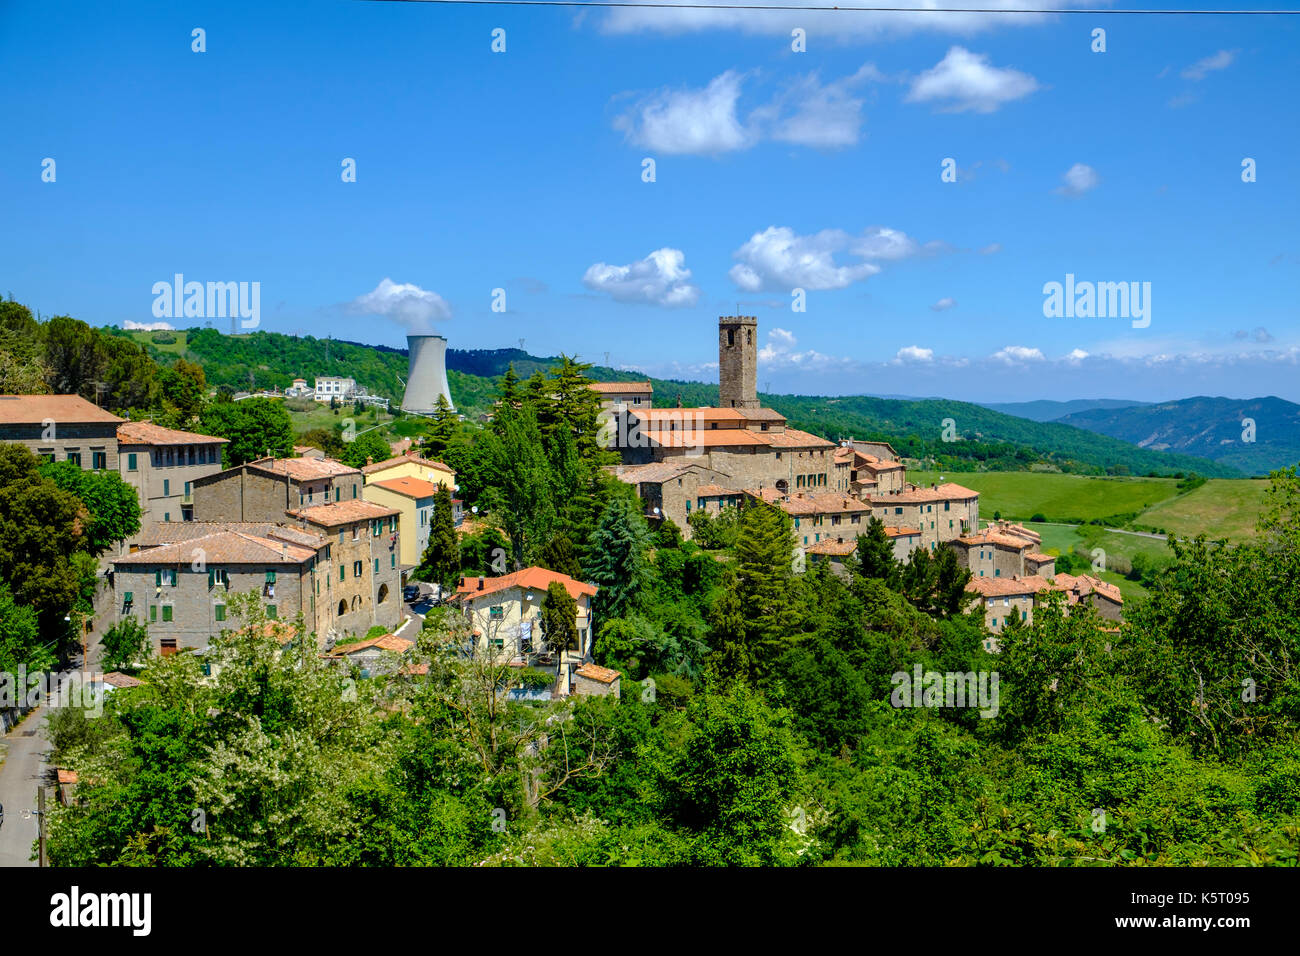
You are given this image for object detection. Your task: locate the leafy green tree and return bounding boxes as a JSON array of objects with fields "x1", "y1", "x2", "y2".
[
  {"x1": 0, "y1": 444, "x2": 90, "y2": 652},
  {"x1": 100, "y1": 618, "x2": 151, "y2": 671},
  {"x1": 540, "y1": 581, "x2": 578, "y2": 657},
  {"x1": 416, "y1": 483, "x2": 460, "y2": 589},
  {"x1": 0, "y1": 298, "x2": 51, "y2": 393},
  {"x1": 340, "y1": 429, "x2": 390, "y2": 468},
  {"x1": 39, "y1": 460, "x2": 142, "y2": 556},
  {"x1": 156, "y1": 358, "x2": 207, "y2": 423},
  {"x1": 42, "y1": 314, "x2": 159, "y2": 413},
  {"x1": 586, "y1": 496, "x2": 653, "y2": 621},
  {"x1": 296, "y1": 427, "x2": 345, "y2": 459},
  {"x1": 0, "y1": 581, "x2": 53, "y2": 675},
  {"x1": 458, "y1": 527, "x2": 511, "y2": 577},
  {"x1": 483, "y1": 402, "x2": 556, "y2": 568},
  {"x1": 197, "y1": 397, "x2": 294, "y2": 465},
  {"x1": 539, "y1": 533, "x2": 583, "y2": 579}
]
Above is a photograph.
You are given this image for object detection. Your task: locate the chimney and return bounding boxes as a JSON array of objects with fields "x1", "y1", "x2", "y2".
[{"x1": 478, "y1": 576, "x2": 485, "y2": 590}]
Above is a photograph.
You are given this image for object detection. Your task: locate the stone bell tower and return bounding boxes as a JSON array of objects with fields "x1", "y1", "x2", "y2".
[{"x1": 718, "y1": 315, "x2": 758, "y2": 409}]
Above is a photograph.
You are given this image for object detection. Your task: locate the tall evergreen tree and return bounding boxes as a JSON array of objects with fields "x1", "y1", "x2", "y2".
[
  {"x1": 853, "y1": 517, "x2": 899, "y2": 586},
  {"x1": 586, "y1": 496, "x2": 653, "y2": 622},
  {"x1": 483, "y1": 403, "x2": 555, "y2": 569},
  {"x1": 418, "y1": 483, "x2": 461, "y2": 589},
  {"x1": 539, "y1": 533, "x2": 583, "y2": 580},
  {"x1": 733, "y1": 502, "x2": 801, "y2": 678},
  {"x1": 540, "y1": 581, "x2": 578, "y2": 657},
  {"x1": 425, "y1": 393, "x2": 458, "y2": 458}
]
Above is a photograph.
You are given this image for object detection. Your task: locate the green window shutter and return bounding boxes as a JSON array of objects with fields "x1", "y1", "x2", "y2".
[
  {"x1": 155, "y1": 569, "x2": 161, "y2": 587},
  {"x1": 391, "y1": 553, "x2": 395, "y2": 568},
  {"x1": 266, "y1": 605, "x2": 277, "y2": 620},
  {"x1": 374, "y1": 558, "x2": 379, "y2": 574},
  {"x1": 339, "y1": 565, "x2": 344, "y2": 581},
  {"x1": 266, "y1": 570, "x2": 276, "y2": 584},
  {"x1": 127, "y1": 453, "x2": 137, "y2": 471},
  {"x1": 208, "y1": 569, "x2": 214, "y2": 589},
  {"x1": 150, "y1": 605, "x2": 157, "y2": 622},
  {"x1": 215, "y1": 604, "x2": 226, "y2": 622},
  {"x1": 162, "y1": 605, "x2": 173, "y2": 622}
]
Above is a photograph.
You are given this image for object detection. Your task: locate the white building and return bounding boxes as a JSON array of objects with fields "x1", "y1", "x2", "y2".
[{"x1": 314, "y1": 376, "x2": 357, "y2": 402}]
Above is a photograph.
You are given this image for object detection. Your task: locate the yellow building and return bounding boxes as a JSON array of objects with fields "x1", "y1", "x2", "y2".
[
  {"x1": 362, "y1": 476, "x2": 436, "y2": 570},
  {"x1": 361, "y1": 452, "x2": 456, "y2": 491}
]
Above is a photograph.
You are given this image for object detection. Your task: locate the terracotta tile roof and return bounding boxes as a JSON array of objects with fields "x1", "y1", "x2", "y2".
[
  {"x1": 330, "y1": 633, "x2": 413, "y2": 655},
  {"x1": 287, "y1": 500, "x2": 399, "y2": 526},
  {"x1": 590, "y1": 381, "x2": 653, "y2": 393},
  {"x1": 454, "y1": 567, "x2": 597, "y2": 603},
  {"x1": 883, "y1": 526, "x2": 921, "y2": 538},
  {"x1": 361, "y1": 452, "x2": 455, "y2": 476},
  {"x1": 614, "y1": 461, "x2": 714, "y2": 484},
  {"x1": 0, "y1": 394, "x2": 125, "y2": 425},
  {"x1": 833, "y1": 447, "x2": 855, "y2": 463},
  {"x1": 1025, "y1": 552, "x2": 1055, "y2": 563},
  {"x1": 114, "y1": 530, "x2": 316, "y2": 566},
  {"x1": 650, "y1": 429, "x2": 768, "y2": 448},
  {"x1": 574, "y1": 663, "x2": 621, "y2": 684},
  {"x1": 737, "y1": 407, "x2": 787, "y2": 422},
  {"x1": 759, "y1": 428, "x2": 836, "y2": 449},
  {"x1": 806, "y1": 537, "x2": 859, "y2": 556},
  {"x1": 870, "y1": 482, "x2": 979, "y2": 504},
  {"x1": 954, "y1": 531, "x2": 1034, "y2": 550},
  {"x1": 135, "y1": 521, "x2": 324, "y2": 549},
  {"x1": 634, "y1": 407, "x2": 749, "y2": 423},
  {"x1": 776, "y1": 491, "x2": 872, "y2": 516},
  {"x1": 746, "y1": 487, "x2": 785, "y2": 505},
  {"x1": 248, "y1": 456, "x2": 359, "y2": 481},
  {"x1": 117, "y1": 421, "x2": 228, "y2": 446},
  {"x1": 370, "y1": 476, "x2": 439, "y2": 499},
  {"x1": 966, "y1": 574, "x2": 1053, "y2": 597},
  {"x1": 101, "y1": 671, "x2": 145, "y2": 689},
  {"x1": 695, "y1": 484, "x2": 744, "y2": 497},
  {"x1": 1052, "y1": 573, "x2": 1123, "y2": 604}
]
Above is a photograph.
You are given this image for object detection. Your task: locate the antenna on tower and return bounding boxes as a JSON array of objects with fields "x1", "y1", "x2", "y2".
[
  {"x1": 604, "y1": 351, "x2": 610, "y2": 367},
  {"x1": 518, "y1": 338, "x2": 526, "y2": 352}
]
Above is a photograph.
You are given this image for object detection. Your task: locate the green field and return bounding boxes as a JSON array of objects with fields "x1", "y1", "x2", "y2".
[
  {"x1": 1139, "y1": 478, "x2": 1270, "y2": 542},
  {"x1": 907, "y1": 470, "x2": 1182, "y2": 523},
  {"x1": 284, "y1": 400, "x2": 396, "y2": 436}
]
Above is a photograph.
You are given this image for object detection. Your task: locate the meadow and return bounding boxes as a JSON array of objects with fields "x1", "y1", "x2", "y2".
[{"x1": 906, "y1": 469, "x2": 1181, "y2": 523}]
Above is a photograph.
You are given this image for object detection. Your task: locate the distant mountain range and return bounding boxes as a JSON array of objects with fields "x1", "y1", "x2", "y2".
[
  {"x1": 981, "y1": 398, "x2": 1149, "y2": 422},
  {"x1": 1053, "y1": 396, "x2": 1300, "y2": 476}
]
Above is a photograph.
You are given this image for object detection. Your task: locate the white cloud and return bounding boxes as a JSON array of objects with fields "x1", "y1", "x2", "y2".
[
  {"x1": 729, "y1": 224, "x2": 941, "y2": 293},
  {"x1": 991, "y1": 345, "x2": 1045, "y2": 364},
  {"x1": 350, "y1": 278, "x2": 451, "y2": 331},
  {"x1": 1064, "y1": 348, "x2": 1090, "y2": 365},
  {"x1": 931, "y1": 297, "x2": 956, "y2": 311},
  {"x1": 893, "y1": 345, "x2": 935, "y2": 364},
  {"x1": 978, "y1": 242, "x2": 1003, "y2": 256},
  {"x1": 1182, "y1": 49, "x2": 1238, "y2": 81},
  {"x1": 599, "y1": 2, "x2": 1095, "y2": 40},
  {"x1": 614, "y1": 71, "x2": 754, "y2": 155},
  {"x1": 614, "y1": 66, "x2": 881, "y2": 156},
  {"x1": 582, "y1": 247, "x2": 701, "y2": 307},
  {"x1": 756, "y1": 328, "x2": 851, "y2": 372},
  {"x1": 124, "y1": 319, "x2": 174, "y2": 331},
  {"x1": 1056, "y1": 163, "x2": 1100, "y2": 197},
  {"x1": 905, "y1": 47, "x2": 1039, "y2": 114}
]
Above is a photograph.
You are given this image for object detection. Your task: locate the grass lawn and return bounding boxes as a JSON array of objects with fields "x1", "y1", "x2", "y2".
[
  {"x1": 286, "y1": 401, "x2": 396, "y2": 435},
  {"x1": 907, "y1": 470, "x2": 1181, "y2": 523},
  {"x1": 1139, "y1": 478, "x2": 1270, "y2": 543}
]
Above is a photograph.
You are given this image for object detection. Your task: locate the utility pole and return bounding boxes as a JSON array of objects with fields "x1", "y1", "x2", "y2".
[{"x1": 37, "y1": 786, "x2": 47, "y2": 867}]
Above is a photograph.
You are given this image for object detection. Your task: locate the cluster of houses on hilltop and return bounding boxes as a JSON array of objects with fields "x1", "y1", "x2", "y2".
[
  {"x1": 0, "y1": 394, "x2": 610, "y2": 695},
  {"x1": 589, "y1": 316, "x2": 1124, "y2": 645}
]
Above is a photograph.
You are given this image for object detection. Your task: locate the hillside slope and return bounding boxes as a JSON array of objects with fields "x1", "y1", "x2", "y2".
[
  {"x1": 982, "y1": 398, "x2": 1148, "y2": 422},
  {"x1": 1056, "y1": 396, "x2": 1300, "y2": 475}
]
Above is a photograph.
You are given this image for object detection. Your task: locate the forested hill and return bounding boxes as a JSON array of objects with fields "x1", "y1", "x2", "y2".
[
  {"x1": 116, "y1": 327, "x2": 1243, "y2": 478},
  {"x1": 981, "y1": 398, "x2": 1149, "y2": 422},
  {"x1": 1055, "y1": 396, "x2": 1300, "y2": 476}
]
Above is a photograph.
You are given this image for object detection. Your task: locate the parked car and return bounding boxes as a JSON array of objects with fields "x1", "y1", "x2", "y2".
[{"x1": 403, "y1": 584, "x2": 421, "y2": 603}]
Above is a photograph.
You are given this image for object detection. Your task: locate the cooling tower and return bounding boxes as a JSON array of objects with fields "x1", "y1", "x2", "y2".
[{"x1": 401, "y1": 334, "x2": 455, "y2": 415}]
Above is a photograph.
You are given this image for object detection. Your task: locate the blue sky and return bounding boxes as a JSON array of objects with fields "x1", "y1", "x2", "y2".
[{"x1": 2, "y1": 0, "x2": 1297, "y2": 402}]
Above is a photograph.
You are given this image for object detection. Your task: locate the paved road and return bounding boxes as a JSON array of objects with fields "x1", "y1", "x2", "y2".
[{"x1": 0, "y1": 709, "x2": 48, "y2": 867}]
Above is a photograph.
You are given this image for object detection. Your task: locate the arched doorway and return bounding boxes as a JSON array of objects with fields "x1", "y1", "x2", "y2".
[
  {"x1": 338, "y1": 599, "x2": 347, "y2": 617},
  {"x1": 377, "y1": 583, "x2": 389, "y2": 604}
]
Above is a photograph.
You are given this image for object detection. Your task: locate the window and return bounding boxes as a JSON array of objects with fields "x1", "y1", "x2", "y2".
[
  {"x1": 92, "y1": 451, "x2": 106, "y2": 470},
  {"x1": 162, "y1": 605, "x2": 173, "y2": 622},
  {"x1": 335, "y1": 487, "x2": 340, "y2": 502},
  {"x1": 339, "y1": 565, "x2": 345, "y2": 581},
  {"x1": 266, "y1": 605, "x2": 277, "y2": 619},
  {"x1": 353, "y1": 485, "x2": 358, "y2": 499},
  {"x1": 184, "y1": 480, "x2": 191, "y2": 497},
  {"x1": 353, "y1": 560, "x2": 363, "y2": 577},
  {"x1": 150, "y1": 605, "x2": 157, "y2": 622},
  {"x1": 489, "y1": 605, "x2": 504, "y2": 620},
  {"x1": 123, "y1": 591, "x2": 134, "y2": 610},
  {"x1": 374, "y1": 558, "x2": 379, "y2": 574},
  {"x1": 373, "y1": 520, "x2": 380, "y2": 537},
  {"x1": 67, "y1": 451, "x2": 81, "y2": 466},
  {"x1": 995, "y1": 569, "x2": 1000, "y2": 577},
  {"x1": 944, "y1": 501, "x2": 950, "y2": 511},
  {"x1": 265, "y1": 571, "x2": 276, "y2": 584},
  {"x1": 208, "y1": 569, "x2": 229, "y2": 589},
  {"x1": 215, "y1": 604, "x2": 226, "y2": 622},
  {"x1": 163, "y1": 479, "x2": 170, "y2": 497},
  {"x1": 391, "y1": 553, "x2": 396, "y2": 568},
  {"x1": 164, "y1": 512, "x2": 170, "y2": 522},
  {"x1": 894, "y1": 507, "x2": 903, "y2": 515},
  {"x1": 685, "y1": 499, "x2": 691, "y2": 512},
  {"x1": 339, "y1": 529, "x2": 345, "y2": 545},
  {"x1": 156, "y1": 569, "x2": 177, "y2": 587},
  {"x1": 352, "y1": 526, "x2": 359, "y2": 540}
]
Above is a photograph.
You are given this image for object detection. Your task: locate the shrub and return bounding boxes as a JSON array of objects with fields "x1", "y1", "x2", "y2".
[{"x1": 1030, "y1": 513, "x2": 1046, "y2": 523}]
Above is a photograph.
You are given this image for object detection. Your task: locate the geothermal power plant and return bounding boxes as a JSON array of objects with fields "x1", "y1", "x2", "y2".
[{"x1": 401, "y1": 333, "x2": 455, "y2": 415}]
